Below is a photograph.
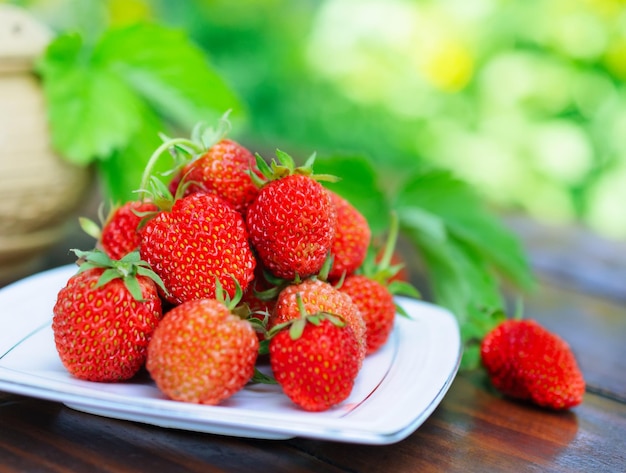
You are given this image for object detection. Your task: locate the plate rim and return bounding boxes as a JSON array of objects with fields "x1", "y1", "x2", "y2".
[{"x1": 0, "y1": 264, "x2": 462, "y2": 444}]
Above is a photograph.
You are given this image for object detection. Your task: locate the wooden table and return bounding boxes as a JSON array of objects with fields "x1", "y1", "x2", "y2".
[{"x1": 1, "y1": 217, "x2": 625, "y2": 472}]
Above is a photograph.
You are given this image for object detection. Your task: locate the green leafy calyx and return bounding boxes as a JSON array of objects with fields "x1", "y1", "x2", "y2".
[
  {"x1": 250, "y1": 149, "x2": 340, "y2": 188},
  {"x1": 73, "y1": 249, "x2": 168, "y2": 301},
  {"x1": 267, "y1": 293, "x2": 346, "y2": 341}
]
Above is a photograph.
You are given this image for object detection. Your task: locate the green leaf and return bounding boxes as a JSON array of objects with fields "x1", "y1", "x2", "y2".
[
  {"x1": 251, "y1": 367, "x2": 278, "y2": 385},
  {"x1": 401, "y1": 224, "x2": 469, "y2": 322},
  {"x1": 274, "y1": 149, "x2": 296, "y2": 170},
  {"x1": 122, "y1": 274, "x2": 145, "y2": 301},
  {"x1": 72, "y1": 248, "x2": 113, "y2": 267},
  {"x1": 39, "y1": 33, "x2": 143, "y2": 165},
  {"x1": 289, "y1": 318, "x2": 306, "y2": 340},
  {"x1": 136, "y1": 266, "x2": 168, "y2": 296},
  {"x1": 94, "y1": 23, "x2": 245, "y2": 129},
  {"x1": 258, "y1": 339, "x2": 270, "y2": 356},
  {"x1": 392, "y1": 165, "x2": 535, "y2": 369},
  {"x1": 78, "y1": 217, "x2": 102, "y2": 241},
  {"x1": 387, "y1": 280, "x2": 421, "y2": 299},
  {"x1": 402, "y1": 211, "x2": 511, "y2": 369},
  {"x1": 314, "y1": 154, "x2": 391, "y2": 235},
  {"x1": 97, "y1": 268, "x2": 123, "y2": 288},
  {"x1": 394, "y1": 167, "x2": 534, "y2": 291},
  {"x1": 396, "y1": 207, "x2": 447, "y2": 243},
  {"x1": 460, "y1": 306, "x2": 507, "y2": 370},
  {"x1": 38, "y1": 23, "x2": 246, "y2": 202},
  {"x1": 96, "y1": 104, "x2": 166, "y2": 202}
]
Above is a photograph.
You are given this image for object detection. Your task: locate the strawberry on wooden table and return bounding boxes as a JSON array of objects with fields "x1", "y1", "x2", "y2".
[
  {"x1": 480, "y1": 318, "x2": 586, "y2": 410},
  {"x1": 246, "y1": 150, "x2": 338, "y2": 281},
  {"x1": 52, "y1": 250, "x2": 165, "y2": 382},
  {"x1": 269, "y1": 299, "x2": 362, "y2": 412},
  {"x1": 146, "y1": 283, "x2": 259, "y2": 405}
]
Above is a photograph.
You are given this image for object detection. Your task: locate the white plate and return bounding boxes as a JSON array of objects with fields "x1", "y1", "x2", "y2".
[{"x1": 0, "y1": 264, "x2": 461, "y2": 445}]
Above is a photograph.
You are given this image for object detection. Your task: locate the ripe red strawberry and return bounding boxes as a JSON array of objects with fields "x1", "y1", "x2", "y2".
[
  {"x1": 480, "y1": 319, "x2": 586, "y2": 409},
  {"x1": 269, "y1": 313, "x2": 361, "y2": 412},
  {"x1": 327, "y1": 191, "x2": 371, "y2": 280},
  {"x1": 146, "y1": 296, "x2": 259, "y2": 405},
  {"x1": 339, "y1": 275, "x2": 395, "y2": 355},
  {"x1": 52, "y1": 250, "x2": 164, "y2": 382},
  {"x1": 89, "y1": 200, "x2": 159, "y2": 260},
  {"x1": 272, "y1": 278, "x2": 367, "y2": 363},
  {"x1": 246, "y1": 150, "x2": 337, "y2": 280},
  {"x1": 139, "y1": 192, "x2": 256, "y2": 305},
  {"x1": 79, "y1": 201, "x2": 158, "y2": 260},
  {"x1": 169, "y1": 138, "x2": 260, "y2": 215},
  {"x1": 339, "y1": 213, "x2": 420, "y2": 355}
]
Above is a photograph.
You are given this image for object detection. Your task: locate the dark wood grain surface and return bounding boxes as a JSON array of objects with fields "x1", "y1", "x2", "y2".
[{"x1": 1, "y1": 215, "x2": 625, "y2": 472}]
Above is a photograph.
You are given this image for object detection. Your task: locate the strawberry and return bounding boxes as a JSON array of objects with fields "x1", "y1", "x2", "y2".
[
  {"x1": 246, "y1": 150, "x2": 338, "y2": 280},
  {"x1": 339, "y1": 213, "x2": 420, "y2": 355},
  {"x1": 339, "y1": 275, "x2": 396, "y2": 355},
  {"x1": 80, "y1": 200, "x2": 158, "y2": 260},
  {"x1": 480, "y1": 319, "x2": 586, "y2": 409},
  {"x1": 168, "y1": 138, "x2": 260, "y2": 215},
  {"x1": 146, "y1": 289, "x2": 259, "y2": 405},
  {"x1": 272, "y1": 277, "x2": 367, "y2": 363},
  {"x1": 139, "y1": 192, "x2": 256, "y2": 305},
  {"x1": 327, "y1": 190, "x2": 371, "y2": 281},
  {"x1": 137, "y1": 112, "x2": 259, "y2": 216},
  {"x1": 52, "y1": 250, "x2": 164, "y2": 382},
  {"x1": 269, "y1": 309, "x2": 361, "y2": 412}
]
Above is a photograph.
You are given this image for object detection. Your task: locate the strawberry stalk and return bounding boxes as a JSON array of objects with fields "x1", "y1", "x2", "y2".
[
  {"x1": 355, "y1": 212, "x2": 421, "y2": 316},
  {"x1": 138, "y1": 137, "x2": 204, "y2": 199},
  {"x1": 267, "y1": 293, "x2": 346, "y2": 341},
  {"x1": 250, "y1": 149, "x2": 340, "y2": 188},
  {"x1": 138, "y1": 111, "x2": 234, "y2": 199},
  {"x1": 72, "y1": 249, "x2": 168, "y2": 301}
]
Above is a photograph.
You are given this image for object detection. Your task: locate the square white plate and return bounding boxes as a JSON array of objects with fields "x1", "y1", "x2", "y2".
[{"x1": 0, "y1": 264, "x2": 461, "y2": 445}]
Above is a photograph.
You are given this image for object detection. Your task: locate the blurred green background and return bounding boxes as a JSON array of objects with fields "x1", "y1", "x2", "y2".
[{"x1": 10, "y1": 0, "x2": 626, "y2": 240}]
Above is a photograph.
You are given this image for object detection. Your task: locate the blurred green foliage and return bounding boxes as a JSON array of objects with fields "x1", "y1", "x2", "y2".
[
  {"x1": 159, "y1": 0, "x2": 626, "y2": 241},
  {"x1": 15, "y1": 0, "x2": 626, "y2": 239}
]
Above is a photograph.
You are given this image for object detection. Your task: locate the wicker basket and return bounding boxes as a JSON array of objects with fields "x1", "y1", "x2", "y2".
[{"x1": 0, "y1": 5, "x2": 91, "y2": 283}]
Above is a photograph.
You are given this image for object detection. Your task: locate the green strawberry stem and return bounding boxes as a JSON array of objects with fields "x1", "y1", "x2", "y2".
[
  {"x1": 378, "y1": 212, "x2": 399, "y2": 270},
  {"x1": 138, "y1": 112, "x2": 236, "y2": 199},
  {"x1": 138, "y1": 137, "x2": 203, "y2": 196},
  {"x1": 138, "y1": 137, "x2": 204, "y2": 199},
  {"x1": 360, "y1": 211, "x2": 407, "y2": 285},
  {"x1": 250, "y1": 149, "x2": 340, "y2": 187},
  {"x1": 263, "y1": 293, "x2": 347, "y2": 341},
  {"x1": 316, "y1": 252, "x2": 334, "y2": 282},
  {"x1": 214, "y1": 275, "x2": 245, "y2": 312},
  {"x1": 190, "y1": 110, "x2": 232, "y2": 150},
  {"x1": 72, "y1": 249, "x2": 168, "y2": 301},
  {"x1": 78, "y1": 201, "x2": 118, "y2": 242},
  {"x1": 78, "y1": 216, "x2": 102, "y2": 241},
  {"x1": 251, "y1": 367, "x2": 278, "y2": 385}
]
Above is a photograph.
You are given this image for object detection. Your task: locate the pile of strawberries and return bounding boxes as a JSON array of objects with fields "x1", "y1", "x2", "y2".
[
  {"x1": 52, "y1": 122, "x2": 414, "y2": 412},
  {"x1": 52, "y1": 119, "x2": 585, "y2": 412}
]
